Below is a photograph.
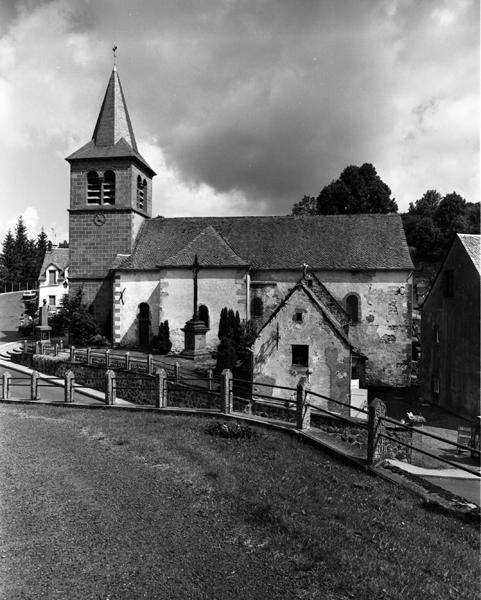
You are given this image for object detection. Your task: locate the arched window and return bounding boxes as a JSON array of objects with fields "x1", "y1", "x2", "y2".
[
  {"x1": 87, "y1": 171, "x2": 101, "y2": 204},
  {"x1": 199, "y1": 305, "x2": 210, "y2": 328},
  {"x1": 346, "y1": 294, "x2": 359, "y2": 324},
  {"x1": 137, "y1": 175, "x2": 146, "y2": 210},
  {"x1": 103, "y1": 171, "x2": 116, "y2": 204},
  {"x1": 251, "y1": 297, "x2": 264, "y2": 318}
]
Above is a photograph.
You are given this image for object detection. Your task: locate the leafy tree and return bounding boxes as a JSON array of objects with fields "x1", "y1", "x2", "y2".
[
  {"x1": 292, "y1": 195, "x2": 317, "y2": 215},
  {"x1": 291, "y1": 163, "x2": 397, "y2": 216},
  {"x1": 58, "y1": 240, "x2": 69, "y2": 248},
  {"x1": 408, "y1": 190, "x2": 441, "y2": 217},
  {"x1": 50, "y1": 290, "x2": 100, "y2": 346},
  {"x1": 402, "y1": 189, "x2": 479, "y2": 264}
]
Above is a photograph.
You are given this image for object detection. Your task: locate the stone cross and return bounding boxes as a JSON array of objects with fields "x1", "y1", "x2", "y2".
[{"x1": 192, "y1": 254, "x2": 200, "y2": 320}]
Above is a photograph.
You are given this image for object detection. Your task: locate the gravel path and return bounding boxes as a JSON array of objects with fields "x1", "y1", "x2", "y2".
[{"x1": 0, "y1": 404, "x2": 295, "y2": 600}]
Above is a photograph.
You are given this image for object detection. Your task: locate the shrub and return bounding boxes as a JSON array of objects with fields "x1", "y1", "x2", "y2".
[{"x1": 153, "y1": 320, "x2": 172, "y2": 354}]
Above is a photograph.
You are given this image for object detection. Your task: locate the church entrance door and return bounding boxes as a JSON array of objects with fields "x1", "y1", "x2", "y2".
[{"x1": 138, "y1": 303, "x2": 150, "y2": 347}]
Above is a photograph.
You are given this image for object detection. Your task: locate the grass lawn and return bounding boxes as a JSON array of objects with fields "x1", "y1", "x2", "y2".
[{"x1": 2, "y1": 405, "x2": 480, "y2": 600}]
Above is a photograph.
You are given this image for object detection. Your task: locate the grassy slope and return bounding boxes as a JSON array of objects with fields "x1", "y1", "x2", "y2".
[{"x1": 5, "y1": 406, "x2": 481, "y2": 600}]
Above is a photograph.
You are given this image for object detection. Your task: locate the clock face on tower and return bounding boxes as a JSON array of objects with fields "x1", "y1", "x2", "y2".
[{"x1": 93, "y1": 212, "x2": 106, "y2": 226}]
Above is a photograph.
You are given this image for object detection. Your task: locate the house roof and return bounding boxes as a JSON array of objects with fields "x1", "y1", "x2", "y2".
[
  {"x1": 66, "y1": 68, "x2": 155, "y2": 176},
  {"x1": 117, "y1": 213, "x2": 413, "y2": 271},
  {"x1": 38, "y1": 248, "x2": 69, "y2": 281},
  {"x1": 458, "y1": 234, "x2": 481, "y2": 275}
]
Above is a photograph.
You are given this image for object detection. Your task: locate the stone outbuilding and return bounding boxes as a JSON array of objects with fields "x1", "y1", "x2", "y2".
[{"x1": 253, "y1": 280, "x2": 367, "y2": 408}]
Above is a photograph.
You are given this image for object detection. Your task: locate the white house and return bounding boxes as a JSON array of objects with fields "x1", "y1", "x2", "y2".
[{"x1": 37, "y1": 248, "x2": 69, "y2": 313}]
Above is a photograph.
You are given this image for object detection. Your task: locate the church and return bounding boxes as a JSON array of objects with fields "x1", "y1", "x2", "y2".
[{"x1": 66, "y1": 66, "x2": 414, "y2": 390}]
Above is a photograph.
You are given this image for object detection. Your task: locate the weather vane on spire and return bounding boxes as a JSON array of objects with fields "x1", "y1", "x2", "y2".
[{"x1": 113, "y1": 44, "x2": 118, "y2": 68}]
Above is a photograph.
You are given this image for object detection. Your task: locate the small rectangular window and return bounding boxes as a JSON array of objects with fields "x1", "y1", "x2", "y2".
[
  {"x1": 295, "y1": 311, "x2": 303, "y2": 322},
  {"x1": 292, "y1": 344, "x2": 309, "y2": 367},
  {"x1": 48, "y1": 270, "x2": 57, "y2": 285},
  {"x1": 48, "y1": 295, "x2": 56, "y2": 306}
]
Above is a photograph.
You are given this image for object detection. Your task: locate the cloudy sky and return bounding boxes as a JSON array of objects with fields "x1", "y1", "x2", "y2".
[{"x1": 0, "y1": 0, "x2": 479, "y2": 243}]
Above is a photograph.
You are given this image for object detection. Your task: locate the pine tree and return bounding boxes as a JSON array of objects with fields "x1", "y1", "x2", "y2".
[
  {"x1": 35, "y1": 229, "x2": 50, "y2": 279},
  {"x1": 218, "y1": 307, "x2": 228, "y2": 340},
  {"x1": 0, "y1": 230, "x2": 15, "y2": 284}
]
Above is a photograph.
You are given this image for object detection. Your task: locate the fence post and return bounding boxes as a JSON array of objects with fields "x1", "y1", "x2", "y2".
[
  {"x1": 64, "y1": 370, "x2": 74, "y2": 403},
  {"x1": 35, "y1": 341, "x2": 41, "y2": 355},
  {"x1": 70, "y1": 345, "x2": 75, "y2": 363},
  {"x1": 2, "y1": 371, "x2": 11, "y2": 399},
  {"x1": 105, "y1": 349, "x2": 110, "y2": 368},
  {"x1": 367, "y1": 397, "x2": 387, "y2": 465},
  {"x1": 105, "y1": 369, "x2": 116, "y2": 405},
  {"x1": 207, "y1": 369, "x2": 213, "y2": 391},
  {"x1": 86, "y1": 347, "x2": 92, "y2": 365},
  {"x1": 23, "y1": 339, "x2": 27, "y2": 353},
  {"x1": 125, "y1": 352, "x2": 130, "y2": 370},
  {"x1": 54, "y1": 343, "x2": 59, "y2": 357},
  {"x1": 174, "y1": 361, "x2": 180, "y2": 383},
  {"x1": 221, "y1": 369, "x2": 233, "y2": 414},
  {"x1": 155, "y1": 368, "x2": 167, "y2": 408},
  {"x1": 59, "y1": 340, "x2": 64, "y2": 352},
  {"x1": 147, "y1": 354, "x2": 153, "y2": 374},
  {"x1": 31, "y1": 371, "x2": 40, "y2": 400},
  {"x1": 296, "y1": 378, "x2": 311, "y2": 430}
]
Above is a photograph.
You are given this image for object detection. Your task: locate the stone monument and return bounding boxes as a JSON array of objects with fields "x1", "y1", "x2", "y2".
[
  {"x1": 181, "y1": 254, "x2": 210, "y2": 360},
  {"x1": 35, "y1": 299, "x2": 52, "y2": 343}
]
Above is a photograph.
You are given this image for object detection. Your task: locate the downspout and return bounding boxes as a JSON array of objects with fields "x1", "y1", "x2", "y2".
[{"x1": 246, "y1": 268, "x2": 251, "y2": 320}]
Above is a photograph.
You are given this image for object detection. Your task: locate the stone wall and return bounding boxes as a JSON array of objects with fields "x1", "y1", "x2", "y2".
[
  {"x1": 11, "y1": 353, "x2": 157, "y2": 405},
  {"x1": 253, "y1": 286, "x2": 351, "y2": 409},
  {"x1": 166, "y1": 382, "x2": 221, "y2": 410},
  {"x1": 251, "y1": 269, "x2": 412, "y2": 387},
  {"x1": 113, "y1": 271, "x2": 160, "y2": 346}
]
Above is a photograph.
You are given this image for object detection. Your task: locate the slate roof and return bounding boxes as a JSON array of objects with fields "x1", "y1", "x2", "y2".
[
  {"x1": 163, "y1": 226, "x2": 248, "y2": 267},
  {"x1": 458, "y1": 234, "x2": 480, "y2": 275},
  {"x1": 38, "y1": 248, "x2": 69, "y2": 281},
  {"x1": 307, "y1": 273, "x2": 349, "y2": 326},
  {"x1": 118, "y1": 214, "x2": 413, "y2": 271},
  {"x1": 66, "y1": 68, "x2": 155, "y2": 176}
]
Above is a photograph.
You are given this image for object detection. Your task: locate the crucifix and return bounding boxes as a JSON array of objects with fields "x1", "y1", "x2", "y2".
[
  {"x1": 113, "y1": 44, "x2": 118, "y2": 68},
  {"x1": 192, "y1": 254, "x2": 200, "y2": 320}
]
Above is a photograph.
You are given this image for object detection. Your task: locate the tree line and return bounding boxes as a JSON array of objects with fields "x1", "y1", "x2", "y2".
[
  {"x1": 291, "y1": 163, "x2": 479, "y2": 266},
  {"x1": 0, "y1": 217, "x2": 68, "y2": 287}
]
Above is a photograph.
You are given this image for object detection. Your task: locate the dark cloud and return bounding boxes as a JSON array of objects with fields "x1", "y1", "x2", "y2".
[{"x1": 0, "y1": 0, "x2": 478, "y2": 237}]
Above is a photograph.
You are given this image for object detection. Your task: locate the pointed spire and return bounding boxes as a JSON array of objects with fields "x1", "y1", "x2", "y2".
[{"x1": 91, "y1": 64, "x2": 138, "y2": 151}]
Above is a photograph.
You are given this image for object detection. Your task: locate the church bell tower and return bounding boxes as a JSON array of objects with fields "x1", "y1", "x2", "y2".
[{"x1": 66, "y1": 58, "x2": 156, "y2": 336}]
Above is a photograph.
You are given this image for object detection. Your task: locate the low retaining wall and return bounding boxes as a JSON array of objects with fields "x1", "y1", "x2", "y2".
[{"x1": 11, "y1": 352, "x2": 156, "y2": 405}]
